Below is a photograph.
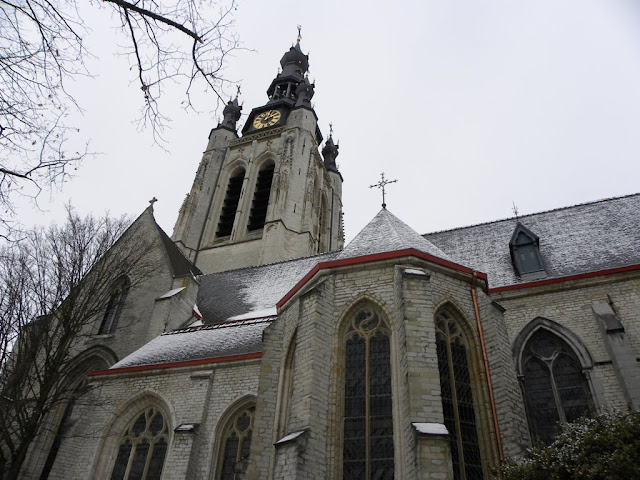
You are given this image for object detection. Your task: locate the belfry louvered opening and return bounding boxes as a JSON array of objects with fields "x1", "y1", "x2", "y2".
[
  {"x1": 247, "y1": 163, "x2": 274, "y2": 231},
  {"x1": 217, "y1": 169, "x2": 245, "y2": 237}
]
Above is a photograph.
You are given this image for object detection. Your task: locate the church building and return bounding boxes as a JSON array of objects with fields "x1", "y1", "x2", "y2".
[{"x1": 20, "y1": 38, "x2": 640, "y2": 480}]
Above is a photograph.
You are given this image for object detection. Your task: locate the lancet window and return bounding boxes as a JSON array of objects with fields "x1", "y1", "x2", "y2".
[
  {"x1": 521, "y1": 329, "x2": 592, "y2": 444},
  {"x1": 247, "y1": 162, "x2": 274, "y2": 231},
  {"x1": 435, "y1": 308, "x2": 483, "y2": 480},
  {"x1": 99, "y1": 276, "x2": 130, "y2": 334},
  {"x1": 109, "y1": 407, "x2": 169, "y2": 480},
  {"x1": 217, "y1": 168, "x2": 246, "y2": 237},
  {"x1": 218, "y1": 406, "x2": 255, "y2": 480},
  {"x1": 343, "y1": 307, "x2": 394, "y2": 480}
]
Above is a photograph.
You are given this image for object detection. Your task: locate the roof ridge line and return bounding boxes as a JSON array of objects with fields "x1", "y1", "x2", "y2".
[
  {"x1": 201, "y1": 250, "x2": 339, "y2": 277},
  {"x1": 424, "y1": 192, "x2": 640, "y2": 235}
]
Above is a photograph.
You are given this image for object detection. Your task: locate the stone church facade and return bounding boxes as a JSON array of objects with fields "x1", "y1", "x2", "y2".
[{"x1": 18, "y1": 39, "x2": 640, "y2": 480}]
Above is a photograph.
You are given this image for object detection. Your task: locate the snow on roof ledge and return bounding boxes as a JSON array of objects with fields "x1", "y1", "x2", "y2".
[
  {"x1": 227, "y1": 307, "x2": 277, "y2": 322},
  {"x1": 275, "y1": 430, "x2": 306, "y2": 445},
  {"x1": 157, "y1": 287, "x2": 186, "y2": 300},
  {"x1": 412, "y1": 422, "x2": 449, "y2": 435}
]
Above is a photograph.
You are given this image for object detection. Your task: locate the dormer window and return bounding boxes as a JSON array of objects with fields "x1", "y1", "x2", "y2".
[{"x1": 509, "y1": 223, "x2": 545, "y2": 277}]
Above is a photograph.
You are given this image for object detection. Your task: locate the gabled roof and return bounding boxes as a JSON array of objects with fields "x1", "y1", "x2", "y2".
[
  {"x1": 154, "y1": 219, "x2": 202, "y2": 277},
  {"x1": 338, "y1": 208, "x2": 452, "y2": 262},
  {"x1": 425, "y1": 194, "x2": 640, "y2": 289},
  {"x1": 509, "y1": 222, "x2": 539, "y2": 246}
]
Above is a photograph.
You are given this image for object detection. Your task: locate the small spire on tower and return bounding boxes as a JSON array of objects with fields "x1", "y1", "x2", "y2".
[
  {"x1": 297, "y1": 24, "x2": 302, "y2": 43},
  {"x1": 322, "y1": 123, "x2": 340, "y2": 174}
]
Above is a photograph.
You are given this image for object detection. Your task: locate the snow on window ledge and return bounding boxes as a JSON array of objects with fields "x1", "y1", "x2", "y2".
[{"x1": 412, "y1": 422, "x2": 449, "y2": 436}]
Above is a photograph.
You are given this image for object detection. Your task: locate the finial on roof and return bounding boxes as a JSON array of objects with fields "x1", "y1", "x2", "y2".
[
  {"x1": 297, "y1": 24, "x2": 302, "y2": 43},
  {"x1": 512, "y1": 201, "x2": 520, "y2": 220},
  {"x1": 329, "y1": 122, "x2": 333, "y2": 137},
  {"x1": 369, "y1": 172, "x2": 398, "y2": 209},
  {"x1": 149, "y1": 197, "x2": 158, "y2": 211},
  {"x1": 236, "y1": 84, "x2": 241, "y2": 99}
]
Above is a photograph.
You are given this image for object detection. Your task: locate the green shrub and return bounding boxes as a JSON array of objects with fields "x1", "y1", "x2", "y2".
[{"x1": 499, "y1": 412, "x2": 640, "y2": 480}]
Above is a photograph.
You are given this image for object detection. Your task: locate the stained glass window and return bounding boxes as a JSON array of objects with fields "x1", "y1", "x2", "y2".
[
  {"x1": 435, "y1": 309, "x2": 483, "y2": 480},
  {"x1": 217, "y1": 168, "x2": 246, "y2": 237},
  {"x1": 110, "y1": 407, "x2": 168, "y2": 480},
  {"x1": 522, "y1": 330, "x2": 592, "y2": 444},
  {"x1": 247, "y1": 163, "x2": 274, "y2": 231},
  {"x1": 219, "y1": 406, "x2": 255, "y2": 480},
  {"x1": 343, "y1": 308, "x2": 394, "y2": 480},
  {"x1": 99, "y1": 276, "x2": 130, "y2": 334}
]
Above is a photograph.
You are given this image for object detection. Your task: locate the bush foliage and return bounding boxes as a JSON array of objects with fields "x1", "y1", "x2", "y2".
[{"x1": 499, "y1": 412, "x2": 640, "y2": 480}]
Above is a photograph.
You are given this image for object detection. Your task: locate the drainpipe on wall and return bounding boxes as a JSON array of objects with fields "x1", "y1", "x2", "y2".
[{"x1": 470, "y1": 271, "x2": 505, "y2": 464}]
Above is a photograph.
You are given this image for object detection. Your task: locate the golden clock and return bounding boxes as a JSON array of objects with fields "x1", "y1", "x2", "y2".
[{"x1": 253, "y1": 110, "x2": 281, "y2": 129}]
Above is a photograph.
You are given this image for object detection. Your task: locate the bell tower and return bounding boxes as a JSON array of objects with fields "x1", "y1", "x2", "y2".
[{"x1": 172, "y1": 37, "x2": 344, "y2": 274}]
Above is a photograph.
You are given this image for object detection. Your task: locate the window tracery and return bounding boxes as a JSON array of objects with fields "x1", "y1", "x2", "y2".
[
  {"x1": 435, "y1": 308, "x2": 483, "y2": 480},
  {"x1": 110, "y1": 407, "x2": 169, "y2": 480},
  {"x1": 343, "y1": 307, "x2": 394, "y2": 480},
  {"x1": 521, "y1": 329, "x2": 592, "y2": 444},
  {"x1": 218, "y1": 406, "x2": 255, "y2": 480}
]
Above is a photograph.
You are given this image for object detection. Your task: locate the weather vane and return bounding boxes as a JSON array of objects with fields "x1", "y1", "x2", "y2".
[
  {"x1": 512, "y1": 201, "x2": 519, "y2": 220},
  {"x1": 369, "y1": 172, "x2": 398, "y2": 209}
]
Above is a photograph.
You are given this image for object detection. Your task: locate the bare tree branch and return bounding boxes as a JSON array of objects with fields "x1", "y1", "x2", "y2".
[
  {"x1": 0, "y1": 0, "x2": 239, "y2": 239},
  {"x1": 0, "y1": 206, "x2": 158, "y2": 478}
]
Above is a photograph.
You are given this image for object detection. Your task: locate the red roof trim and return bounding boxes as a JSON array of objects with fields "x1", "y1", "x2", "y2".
[
  {"x1": 489, "y1": 264, "x2": 640, "y2": 293},
  {"x1": 88, "y1": 351, "x2": 263, "y2": 377},
  {"x1": 277, "y1": 249, "x2": 487, "y2": 308}
]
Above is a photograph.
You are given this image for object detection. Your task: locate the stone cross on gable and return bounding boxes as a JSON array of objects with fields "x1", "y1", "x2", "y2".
[{"x1": 369, "y1": 172, "x2": 398, "y2": 209}]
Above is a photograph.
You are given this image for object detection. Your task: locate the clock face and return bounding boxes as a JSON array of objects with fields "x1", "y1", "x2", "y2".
[{"x1": 253, "y1": 110, "x2": 282, "y2": 129}]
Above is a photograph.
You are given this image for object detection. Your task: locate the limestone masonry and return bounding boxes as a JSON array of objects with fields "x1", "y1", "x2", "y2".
[{"x1": 19, "y1": 38, "x2": 640, "y2": 480}]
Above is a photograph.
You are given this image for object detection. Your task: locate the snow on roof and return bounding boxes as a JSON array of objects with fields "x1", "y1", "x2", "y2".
[
  {"x1": 227, "y1": 307, "x2": 277, "y2": 321},
  {"x1": 338, "y1": 208, "x2": 452, "y2": 262},
  {"x1": 413, "y1": 423, "x2": 449, "y2": 435},
  {"x1": 425, "y1": 194, "x2": 640, "y2": 288},
  {"x1": 111, "y1": 318, "x2": 273, "y2": 369},
  {"x1": 197, "y1": 252, "x2": 339, "y2": 324}
]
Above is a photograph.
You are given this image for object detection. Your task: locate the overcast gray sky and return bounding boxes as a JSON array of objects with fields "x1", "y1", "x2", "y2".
[{"x1": 18, "y1": 0, "x2": 640, "y2": 243}]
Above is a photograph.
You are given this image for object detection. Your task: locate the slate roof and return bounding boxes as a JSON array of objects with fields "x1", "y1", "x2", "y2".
[
  {"x1": 112, "y1": 318, "x2": 273, "y2": 369},
  {"x1": 425, "y1": 194, "x2": 640, "y2": 289},
  {"x1": 155, "y1": 222, "x2": 202, "y2": 277},
  {"x1": 197, "y1": 252, "x2": 339, "y2": 324},
  {"x1": 337, "y1": 208, "x2": 452, "y2": 261},
  {"x1": 111, "y1": 194, "x2": 640, "y2": 371}
]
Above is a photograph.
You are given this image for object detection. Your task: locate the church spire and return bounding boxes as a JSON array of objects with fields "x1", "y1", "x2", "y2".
[{"x1": 266, "y1": 30, "x2": 310, "y2": 105}]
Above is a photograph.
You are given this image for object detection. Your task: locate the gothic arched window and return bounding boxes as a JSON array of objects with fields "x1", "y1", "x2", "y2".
[
  {"x1": 521, "y1": 329, "x2": 592, "y2": 444},
  {"x1": 343, "y1": 307, "x2": 394, "y2": 480},
  {"x1": 217, "y1": 168, "x2": 246, "y2": 237},
  {"x1": 218, "y1": 406, "x2": 255, "y2": 480},
  {"x1": 247, "y1": 162, "x2": 274, "y2": 231},
  {"x1": 435, "y1": 308, "x2": 483, "y2": 480},
  {"x1": 99, "y1": 276, "x2": 130, "y2": 334},
  {"x1": 110, "y1": 407, "x2": 169, "y2": 480}
]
